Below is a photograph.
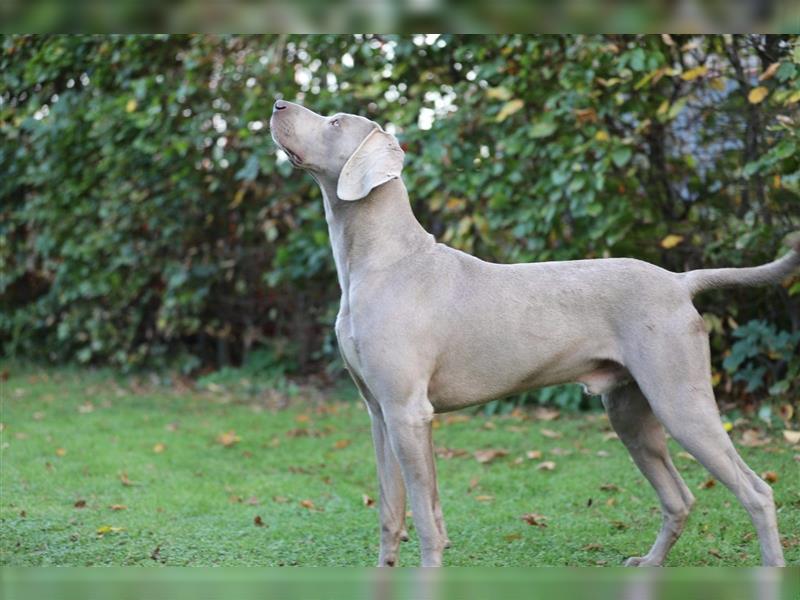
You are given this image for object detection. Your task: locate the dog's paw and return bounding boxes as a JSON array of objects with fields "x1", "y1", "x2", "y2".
[{"x1": 624, "y1": 556, "x2": 662, "y2": 567}]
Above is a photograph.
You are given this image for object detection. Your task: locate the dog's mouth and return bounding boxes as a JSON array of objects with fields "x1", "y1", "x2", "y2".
[
  {"x1": 283, "y1": 146, "x2": 304, "y2": 166},
  {"x1": 275, "y1": 141, "x2": 304, "y2": 166}
]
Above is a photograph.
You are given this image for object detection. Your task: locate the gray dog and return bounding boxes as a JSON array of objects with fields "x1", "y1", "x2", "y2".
[{"x1": 270, "y1": 100, "x2": 797, "y2": 567}]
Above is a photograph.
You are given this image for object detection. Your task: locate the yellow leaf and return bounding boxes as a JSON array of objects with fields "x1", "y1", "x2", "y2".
[
  {"x1": 594, "y1": 130, "x2": 610, "y2": 142},
  {"x1": 748, "y1": 86, "x2": 769, "y2": 104},
  {"x1": 96, "y1": 525, "x2": 124, "y2": 535},
  {"x1": 125, "y1": 99, "x2": 137, "y2": 113},
  {"x1": 681, "y1": 66, "x2": 708, "y2": 81},
  {"x1": 785, "y1": 90, "x2": 800, "y2": 105},
  {"x1": 55, "y1": 447, "x2": 67, "y2": 457},
  {"x1": 784, "y1": 430, "x2": 800, "y2": 445},
  {"x1": 486, "y1": 86, "x2": 512, "y2": 101},
  {"x1": 758, "y1": 62, "x2": 780, "y2": 81},
  {"x1": 153, "y1": 442, "x2": 166, "y2": 453},
  {"x1": 660, "y1": 234, "x2": 684, "y2": 249},
  {"x1": 656, "y1": 100, "x2": 669, "y2": 116},
  {"x1": 710, "y1": 78, "x2": 726, "y2": 91},
  {"x1": 229, "y1": 187, "x2": 246, "y2": 209},
  {"x1": 496, "y1": 99, "x2": 524, "y2": 123},
  {"x1": 333, "y1": 439, "x2": 351, "y2": 450},
  {"x1": 711, "y1": 372, "x2": 722, "y2": 387},
  {"x1": 723, "y1": 421, "x2": 733, "y2": 432}
]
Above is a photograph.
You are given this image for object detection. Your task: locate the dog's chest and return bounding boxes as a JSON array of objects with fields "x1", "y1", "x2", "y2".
[{"x1": 334, "y1": 307, "x2": 363, "y2": 374}]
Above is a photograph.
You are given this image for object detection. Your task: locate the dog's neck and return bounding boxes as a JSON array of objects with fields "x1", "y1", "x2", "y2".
[{"x1": 314, "y1": 176, "x2": 434, "y2": 296}]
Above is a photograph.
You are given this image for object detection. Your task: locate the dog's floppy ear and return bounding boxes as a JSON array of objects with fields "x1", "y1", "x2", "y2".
[{"x1": 337, "y1": 128, "x2": 404, "y2": 201}]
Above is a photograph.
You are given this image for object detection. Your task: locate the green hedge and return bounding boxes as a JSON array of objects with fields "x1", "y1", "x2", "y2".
[{"x1": 1, "y1": 34, "x2": 799, "y2": 404}]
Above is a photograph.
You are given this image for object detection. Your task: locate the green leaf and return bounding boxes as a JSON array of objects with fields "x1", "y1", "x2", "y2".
[
  {"x1": 529, "y1": 121, "x2": 557, "y2": 139},
  {"x1": 611, "y1": 147, "x2": 632, "y2": 168}
]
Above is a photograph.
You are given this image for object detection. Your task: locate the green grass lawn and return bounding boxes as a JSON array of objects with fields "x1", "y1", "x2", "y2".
[{"x1": 1, "y1": 367, "x2": 798, "y2": 567}]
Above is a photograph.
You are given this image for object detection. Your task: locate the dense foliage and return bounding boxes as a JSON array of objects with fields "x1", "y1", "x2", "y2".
[{"x1": 2, "y1": 34, "x2": 799, "y2": 407}]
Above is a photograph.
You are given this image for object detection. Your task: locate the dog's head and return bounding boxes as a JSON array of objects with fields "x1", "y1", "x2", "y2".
[{"x1": 270, "y1": 100, "x2": 404, "y2": 201}]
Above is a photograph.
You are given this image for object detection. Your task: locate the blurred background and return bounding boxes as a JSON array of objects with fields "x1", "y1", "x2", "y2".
[
  {"x1": 1, "y1": 34, "x2": 799, "y2": 414},
  {"x1": 1, "y1": 1, "x2": 799, "y2": 33}
]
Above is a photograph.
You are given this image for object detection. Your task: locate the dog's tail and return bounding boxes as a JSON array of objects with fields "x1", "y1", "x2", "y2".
[{"x1": 681, "y1": 232, "x2": 800, "y2": 297}]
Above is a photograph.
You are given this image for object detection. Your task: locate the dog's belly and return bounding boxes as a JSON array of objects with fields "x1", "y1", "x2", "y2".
[{"x1": 428, "y1": 353, "x2": 628, "y2": 412}]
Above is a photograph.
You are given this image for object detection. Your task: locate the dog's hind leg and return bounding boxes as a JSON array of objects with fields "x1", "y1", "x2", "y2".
[
  {"x1": 603, "y1": 381, "x2": 695, "y2": 566},
  {"x1": 626, "y1": 313, "x2": 785, "y2": 566}
]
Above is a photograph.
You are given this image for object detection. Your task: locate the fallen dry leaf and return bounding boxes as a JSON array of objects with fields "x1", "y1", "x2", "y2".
[
  {"x1": 520, "y1": 512, "x2": 548, "y2": 527},
  {"x1": 482, "y1": 421, "x2": 496, "y2": 430},
  {"x1": 740, "y1": 429, "x2": 771, "y2": 447},
  {"x1": 533, "y1": 407, "x2": 560, "y2": 421},
  {"x1": 762, "y1": 471, "x2": 778, "y2": 484},
  {"x1": 468, "y1": 477, "x2": 480, "y2": 493},
  {"x1": 286, "y1": 428, "x2": 309, "y2": 438},
  {"x1": 611, "y1": 520, "x2": 627, "y2": 530},
  {"x1": 362, "y1": 494, "x2": 375, "y2": 508},
  {"x1": 504, "y1": 533, "x2": 522, "y2": 542},
  {"x1": 606, "y1": 498, "x2": 616, "y2": 507},
  {"x1": 74, "y1": 499, "x2": 86, "y2": 508},
  {"x1": 55, "y1": 448, "x2": 67, "y2": 457},
  {"x1": 300, "y1": 499, "x2": 315, "y2": 510},
  {"x1": 550, "y1": 447, "x2": 572, "y2": 456},
  {"x1": 536, "y1": 461, "x2": 556, "y2": 471},
  {"x1": 602, "y1": 432, "x2": 619, "y2": 442},
  {"x1": 709, "y1": 548, "x2": 723, "y2": 559},
  {"x1": 333, "y1": 439, "x2": 351, "y2": 450},
  {"x1": 19, "y1": 510, "x2": 26, "y2": 518},
  {"x1": 254, "y1": 515, "x2": 266, "y2": 527},
  {"x1": 153, "y1": 442, "x2": 166, "y2": 454},
  {"x1": 216, "y1": 431, "x2": 241, "y2": 447},
  {"x1": 295, "y1": 414, "x2": 310, "y2": 423},
  {"x1": 596, "y1": 450, "x2": 610, "y2": 458},
  {"x1": 435, "y1": 446, "x2": 469, "y2": 459},
  {"x1": 540, "y1": 428, "x2": 562, "y2": 439},
  {"x1": 600, "y1": 483, "x2": 619, "y2": 492},
  {"x1": 165, "y1": 422, "x2": 179, "y2": 432},
  {"x1": 505, "y1": 425, "x2": 527, "y2": 433},
  {"x1": 229, "y1": 495, "x2": 243, "y2": 504},
  {"x1": 583, "y1": 543, "x2": 603, "y2": 551},
  {"x1": 474, "y1": 448, "x2": 509, "y2": 464},
  {"x1": 245, "y1": 496, "x2": 260, "y2": 506},
  {"x1": 119, "y1": 472, "x2": 137, "y2": 487},
  {"x1": 526, "y1": 450, "x2": 543, "y2": 460},
  {"x1": 475, "y1": 495, "x2": 494, "y2": 502},
  {"x1": 109, "y1": 504, "x2": 127, "y2": 511},
  {"x1": 699, "y1": 478, "x2": 716, "y2": 490},
  {"x1": 783, "y1": 430, "x2": 800, "y2": 445},
  {"x1": 677, "y1": 451, "x2": 696, "y2": 461},
  {"x1": 273, "y1": 496, "x2": 289, "y2": 503}
]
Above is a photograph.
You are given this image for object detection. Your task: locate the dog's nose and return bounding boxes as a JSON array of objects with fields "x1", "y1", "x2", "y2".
[{"x1": 273, "y1": 100, "x2": 287, "y2": 112}]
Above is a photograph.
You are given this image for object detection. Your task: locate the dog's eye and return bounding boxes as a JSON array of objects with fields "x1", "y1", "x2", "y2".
[{"x1": 330, "y1": 119, "x2": 340, "y2": 128}]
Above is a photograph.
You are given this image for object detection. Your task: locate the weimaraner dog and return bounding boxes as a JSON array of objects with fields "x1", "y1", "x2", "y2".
[{"x1": 270, "y1": 100, "x2": 797, "y2": 567}]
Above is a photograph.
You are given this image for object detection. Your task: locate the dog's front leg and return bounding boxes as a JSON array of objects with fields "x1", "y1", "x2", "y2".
[
  {"x1": 383, "y1": 397, "x2": 446, "y2": 567},
  {"x1": 367, "y1": 406, "x2": 408, "y2": 567}
]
